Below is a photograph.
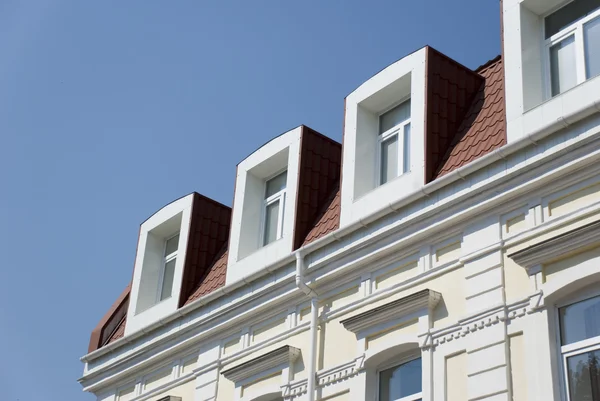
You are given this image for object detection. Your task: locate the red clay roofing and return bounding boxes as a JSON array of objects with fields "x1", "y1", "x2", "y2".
[
  {"x1": 88, "y1": 283, "x2": 130, "y2": 353},
  {"x1": 302, "y1": 185, "x2": 340, "y2": 246},
  {"x1": 434, "y1": 56, "x2": 505, "y2": 178},
  {"x1": 184, "y1": 244, "x2": 228, "y2": 305},
  {"x1": 294, "y1": 126, "x2": 342, "y2": 250},
  {"x1": 425, "y1": 47, "x2": 485, "y2": 183},
  {"x1": 178, "y1": 193, "x2": 231, "y2": 307}
]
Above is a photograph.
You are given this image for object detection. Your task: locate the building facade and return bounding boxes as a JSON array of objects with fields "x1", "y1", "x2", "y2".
[{"x1": 79, "y1": 1, "x2": 600, "y2": 400}]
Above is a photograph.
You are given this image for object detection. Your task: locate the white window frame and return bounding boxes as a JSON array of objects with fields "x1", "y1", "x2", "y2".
[
  {"x1": 157, "y1": 232, "x2": 179, "y2": 302},
  {"x1": 543, "y1": 4, "x2": 600, "y2": 98},
  {"x1": 376, "y1": 353, "x2": 422, "y2": 401},
  {"x1": 260, "y1": 170, "x2": 287, "y2": 247},
  {"x1": 376, "y1": 98, "x2": 411, "y2": 186},
  {"x1": 554, "y1": 288, "x2": 600, "y2": 401}
]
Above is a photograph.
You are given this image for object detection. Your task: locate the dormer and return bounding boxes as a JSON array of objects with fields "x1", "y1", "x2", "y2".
[
  {"x1": 502, "y1": 0, "x2": 600, "y2": 143},
  {"x1": 226, "y1": 126, "x2": 341, "y2": 284},
  {"x1": 340, "y1": 46, "x2": 484, "y2": 226},
  {"x1": 125, "y1": 193, "x2": 231, "y2": 335}
]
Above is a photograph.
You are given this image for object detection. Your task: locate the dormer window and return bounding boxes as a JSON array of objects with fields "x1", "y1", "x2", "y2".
[
  {"x1": 262, "y1": 170, "x2": 287, "y2": 246},
  {"x1": 545, "y1": 0, "x2": 600, "y2": 97},
  {"x1": 159, "y1": 233, "x2": 179, "y2": 301},
  {"x1": 378, "y1": 99, "x2": 411, "y2": 185}
]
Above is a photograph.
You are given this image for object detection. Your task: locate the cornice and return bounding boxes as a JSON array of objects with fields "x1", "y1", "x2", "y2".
[
  {"x1": 340, "y1": 289, "x2": 441, "y2": 333},
  {"x1": 221, "y1": 345, "x2": 300, "y2": 383},
  {"x1": 508, "y1": 219, "x2": 600, "y2": 274},
  {"x1": 156, "y1": 397, "x2": 181, "y2": 401}
]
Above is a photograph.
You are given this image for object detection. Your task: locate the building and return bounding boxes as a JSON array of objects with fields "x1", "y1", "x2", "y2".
[{"x1": 79, "y1": 1, "x2": 600, "y2": 400}]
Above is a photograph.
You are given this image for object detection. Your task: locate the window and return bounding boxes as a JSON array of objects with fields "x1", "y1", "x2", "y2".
[
  {"x1": 378, "y1": 357, "x2": 422, "y2": 401},
  {"x1": 262, "y1": 171, "x2": 287, "y2": 246},
  {"x1": 158, "y1": 233, "x2": 179, "y2": 301},
  {"x1": 378, "y1": 100, "x2": 411, "y2": 185},
  {"x1": 545, "y1": 0, "x2": 600, "y2": 97},
  {"x1": 558, "y1": 294, "x2": 600, "y2": 401}
]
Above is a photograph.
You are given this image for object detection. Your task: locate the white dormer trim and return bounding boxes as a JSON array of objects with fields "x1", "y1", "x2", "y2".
[
  {"x1": 227, "y1": 127, "x2": 302, "y2": 284},
  {"x1": 340, "y1": 47, "x2": 427, "y2": 227},
  {"x1": 125, "y1": 194, "x2": 194, "y2": 336}
]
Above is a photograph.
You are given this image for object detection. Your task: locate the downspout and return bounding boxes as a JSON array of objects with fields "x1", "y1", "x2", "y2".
[{"x1": 295, "y1": 251, "x2": 318, "y2": 401}]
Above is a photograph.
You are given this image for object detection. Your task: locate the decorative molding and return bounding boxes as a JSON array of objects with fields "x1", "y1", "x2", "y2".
[
  {"x1": 508, "y1": 219, "x2": 600, "y2": 275},
  {"x1": 156, "y1": 397, "x2": 182, "y2": 401},
  {"x1": 282, "y1": 356, "x2": 364, "y2": 399},
  {"x1": 340, "y1": 289, "x2": 441, "y2": 333},
  {"x1": 221, "y1": 345, "x2": 300, "y2": 383},
  {"x1": 421, "y1": 292, "x2": 543, "y2": 348}
]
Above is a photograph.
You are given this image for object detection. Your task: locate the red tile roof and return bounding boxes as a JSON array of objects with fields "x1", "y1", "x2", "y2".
[
  {"x1": 184, "y1": 245, "x2": 228, "y2": 305},
  {"x1": 178, "y1": 193, "x2": 231, "y2": 307},
  {"x1": 302, "y1": 185, "x2": 340, "y2": 246},
  {"x1": 425, "y1": 47, "x2": 484, "y2": 183},
  {"x1": 294, "y1": 126, "x2": 342, "y2": 249},
  {"x1": 434, "y1": 56, "x2": 506, "y2": 178}
]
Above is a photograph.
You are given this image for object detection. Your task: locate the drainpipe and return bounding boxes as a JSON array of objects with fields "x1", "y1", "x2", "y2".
[{"x1": 295, "y1": 251, "x2": 318, "y2": 401}]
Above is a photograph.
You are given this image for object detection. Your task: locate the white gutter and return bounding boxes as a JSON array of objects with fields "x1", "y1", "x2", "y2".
[
  {"x1": 295, "y1": 251, "x2": 318, "y2": 401},
  {"x1": 82, "y1": 98, "x2": 600, "y2": 364}
]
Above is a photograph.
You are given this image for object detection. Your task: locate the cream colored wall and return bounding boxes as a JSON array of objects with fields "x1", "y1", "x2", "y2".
[
  {"x1": 509, "y1": 333, "x2": 527, "y2": 401},
  {"x1": 217, "y1": 374, "x2": 236, "y2": 401},
  {"x1": 503, "y1": 252, "x2": 531, "y2": 302},
  {"x1": 544, "y1": 245, "x2": 600, "y2": 284},
  {"x1": 144, "y1": 368, "x2": 172, "y2": 392},
  {"x1": 241, "y1": 372, "x2": 281, "y2": 398},
  {"x1": 148, "y1": 379, "x2": 195, "y2": 401},
  {"x1": 320, "y1": 316, "x2": 359, "y2": 370},
  {"x1": 117, "y1": 386, "x2": 135, "y2": 401},
  {"x1": 445, "y1": 351, "x2": 467, "y2": 401},
  {"x1": 252, "y1": 316, "x2": 287, "y2": 344},
  {"x1": 374, "y1": 260, "x2": 418, "y2": 291},
  {"x1": 365, "y1": 319, "x2": 418, "y2": 351},
  {"x1": 548, "y1": 182, "x2": 600, "y2": 218},
  {"x1": 321, "y1": 391, "x2": 350, "y2": 401}
]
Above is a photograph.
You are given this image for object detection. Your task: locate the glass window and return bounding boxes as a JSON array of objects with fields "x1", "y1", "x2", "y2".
[
  {"x1": 262, "y1": 171, "x2": 287, "y2": 246},
  {"x1": 585, "y1": 17, "x2": 600, "y2": 79},
  {"x1": 379, "y1": 357, "x2": 422, "y2": 401},
  {"x1": 380, "y1": 136, "x2": 398, "y2": 185},
  {"x1": 559, "y1": 295, "x2": 600, "y2": 401},
  {"x1": 165, "y1": 234, "x2": 179, "y2": 256},
  {"x1": 560, "y1": 295, "x2": 600, "y2": 346},
  {"x1": 545, "y1": 1, "x2": 600, "y2": 97},
  {"x1": 550, "y1": 36, "x2": 577, "y2": 96},
  {"x1": 379, "y1": 100, "x2": 411, "y2": 134},
  {"x1": 378, "y1": 100, "x2": 411, "y2": 186},
  {"x1": 265, "y1": 171, "x2": 287, "y2": 198},
  {"x1": 263, "y1": 200, "x2": 280, "y2": 246},
  {"x1": 545, "y1": 0, "x2": 600, "y2": 39},
  {"x1": 160, "y1": 259, "x2": 176, "y2": 301}
]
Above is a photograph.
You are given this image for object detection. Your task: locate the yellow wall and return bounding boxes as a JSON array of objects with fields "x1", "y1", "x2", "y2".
[
  {"x1": 509, "y1": 333, "x2": 527, "y2": 401},
  {"x1": 446, "y1": 351, "x2": 467, "y2": 401}
]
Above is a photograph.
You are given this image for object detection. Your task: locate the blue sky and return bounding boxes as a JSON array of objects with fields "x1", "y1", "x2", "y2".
[{"x1": 0, "y1": 1, "x2": 499, "y2": 400}]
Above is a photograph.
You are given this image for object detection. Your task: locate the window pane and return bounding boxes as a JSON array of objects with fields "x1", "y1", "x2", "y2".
[
  {"x1": 265, "y1": 171, "x2": 287, "y2": 198},
  {"x1": 403, "y1": 123, "x2": 411, "y2": 173},
  {"x1": 550, "y1": 36, "x2": 577, "y2": 96},
  {"x1": 566, "y1": 349, "x2": 600, "y2": 401},
  {"x1": 560, "y1": 295, "x2": 600, "y2": 345},
  {"x1": 165, "y1": 234, "x2": 179, "y2": 256},
  {"x1": 380, "y1": 100, "x2": 411, "y2": 133},
  {"x1": 379, "y1": 358, "x2": 422, "y2": 401},
  {"x1": 585, "y1": 17, "x2": 600, "y2": 79},
  {"x1": 263, "y1": 200, "x2": 280, "y2": 245},
  {"x1": 380, "y1": 135, "x2": 398, "y2": 185},
  {"x1": 160, "y1": 258, "x2": 176, "y2": 301},
  {"x1": 545, "y1": 0, "x2": 600, "y2": 39}
]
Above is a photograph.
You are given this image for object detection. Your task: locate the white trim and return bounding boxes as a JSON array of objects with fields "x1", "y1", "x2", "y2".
[
  {"x1": 376, "y1": 98, "x2": 412, "y2": 186},
  {"x1": 376, "y1": 353, "x2": 423, "y2": 401},
  {"x1": 157, "y1": 232, "x2": 179, "y2": 303}
]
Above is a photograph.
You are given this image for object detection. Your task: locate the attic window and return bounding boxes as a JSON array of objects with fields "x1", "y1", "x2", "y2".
[
  {"x1": 262, "y1": 171, "x2": 287, "y2": 246},
  {"x1": 545, "y1": 0, "x2": 600, "y2": 97},
  {"x1": 159, "y1": 233, "x2": 179, "y2": 301},
  {"x1": 378, "y1": 99, "x2": 411, "y2": 185}
]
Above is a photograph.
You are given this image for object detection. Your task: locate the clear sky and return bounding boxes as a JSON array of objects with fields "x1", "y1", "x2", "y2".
[{"x1": 0, "y1": 1, "x2": 500, "y2": 400}]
